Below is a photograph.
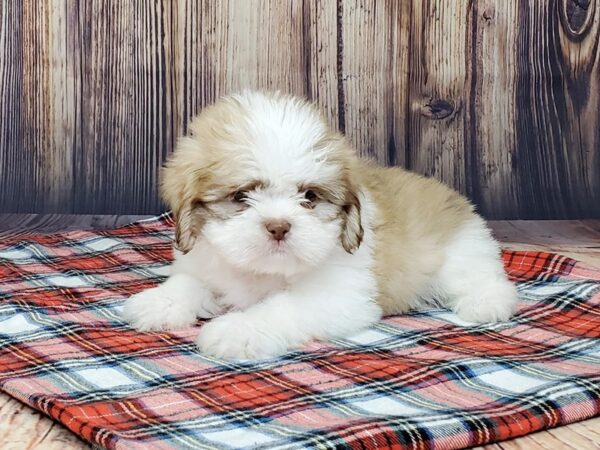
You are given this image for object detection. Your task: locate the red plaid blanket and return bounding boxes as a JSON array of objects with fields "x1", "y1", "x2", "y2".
[{"x1": 0, "y1": 215, "x2": 599, "y2": 449}]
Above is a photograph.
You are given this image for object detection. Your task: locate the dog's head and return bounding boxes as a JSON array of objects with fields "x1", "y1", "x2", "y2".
[{"x1": 161, "y1": 91, "x2": 363, "y2": 276}]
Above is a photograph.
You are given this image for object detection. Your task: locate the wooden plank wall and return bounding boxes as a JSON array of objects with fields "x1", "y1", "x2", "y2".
[{"x1": 1, "y1": 0, "x2": 598, "y2": 219}]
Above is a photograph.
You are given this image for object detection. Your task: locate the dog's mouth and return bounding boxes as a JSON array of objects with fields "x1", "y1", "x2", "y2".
[
  {"x1": 263, "y1": 237, "x2": 299, "y2": 260},
  {"x1": 269, "y1": 241, "x2": 289, "y2": 253}
]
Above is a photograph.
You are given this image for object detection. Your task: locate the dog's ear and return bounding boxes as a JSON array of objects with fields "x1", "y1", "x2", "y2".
[
  {"x1": 160, "y1": 145, "x2": 210, "y2": 254},
  {"x1": 320, "y1": 133, "x2": 364, "y2": 254},
  {"x1": 340, "y1": 184, "x2": 363, "y2": 254},
  {"x1": 173, "y1": 201, "x2": 208, "y2": 254}
]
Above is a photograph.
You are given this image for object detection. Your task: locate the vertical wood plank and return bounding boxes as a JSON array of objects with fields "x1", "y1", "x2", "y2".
[
  {"x1": 0, "y1": 1, "x2": 26, "y2": 211},
  {"x1": 0, "y1": 0, "x2": 77, "y2": 213},
  {"x1": 45, "y1": 0, "x2": 79, "y2": 212},
  {"x1": 76, "y1": 0, "x2": 174, "y2": 214},
  {"x1": 224, "y1": 0, "x2": 307, "y2": 94},
  {"x1": 302, "y1": 0, "x2": 340, "y2": 129},
  {"x1": 173, "y1": 0, "x2": 309, "y2": 132},
  {"x1": 14, "y1": 0, "x2": 48, "y2": 212},
  {"x1": 172, "y1": 0, "x2": 338, "y2": 139},
  {"x1": 339, "y1": 0, "x2": 411, "y2": 164},
  {"x1": 25, "y1": 0, "x2": 52, "y2": 210},
  {"x1": 514, "y1": 0, "x2": 600, "y2": 218},
  {"x1": 469, "y1": 0, "x2": 521, "y2": 218},
  {"x1": 556, "y1": 0, "x2": 600, "y2": 216},
  {"x1": 407, "y1": 0, "x2": 471, "y2": 194},
  {"x1": 172, "y1": 0, "x2": 229, "y2": 135}
]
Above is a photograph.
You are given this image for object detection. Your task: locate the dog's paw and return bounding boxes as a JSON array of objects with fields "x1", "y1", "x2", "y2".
[
  {"x1": 195, "y1": 312, "x2": 287, "y2": 360},
  {"x1": 122, "y1": 287, "x2": 198, "y2": 331},
  {"x1": 453, "y1": 281, "x2": 518, "y2": 323}
]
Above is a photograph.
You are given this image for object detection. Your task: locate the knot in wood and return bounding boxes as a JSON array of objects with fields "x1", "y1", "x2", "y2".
[
  {"x1": 421, "y1": 99, "x2": 455, "y2": 120},
  {"x1": 560, "y1": 0, "x2": 595, "y2": 41},
  {"x1": 482, "y1": 6, "x2": 495, "y2": 23}
]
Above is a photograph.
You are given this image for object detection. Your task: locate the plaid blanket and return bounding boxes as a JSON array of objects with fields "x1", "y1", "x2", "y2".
[{"x1": 0, "y1": 215, "x2": 599, "y2": 450}]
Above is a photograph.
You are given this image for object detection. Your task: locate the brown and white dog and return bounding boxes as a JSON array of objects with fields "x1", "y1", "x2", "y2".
[{"x1": 122, "y1": 91, "x2": 518, "y2": 360}]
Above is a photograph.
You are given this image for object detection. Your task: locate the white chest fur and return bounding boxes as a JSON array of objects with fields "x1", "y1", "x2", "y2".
[{"x1": 171, "y1": 241, "x2": 290, "y2": 310}]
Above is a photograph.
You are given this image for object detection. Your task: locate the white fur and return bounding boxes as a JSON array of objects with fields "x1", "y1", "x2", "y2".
[
  {"x1": 125, "y1": 191, "x2": 380, "y2": 360},
  {"x1": 434, "y1": 218, "x2": 518, "y2": 322},
  {"x1": 122, "y1": 274, "x2": 224, "y2": 331},
  {"x1": 196, "y1": 196, "x2": 381, "y2": 359}
]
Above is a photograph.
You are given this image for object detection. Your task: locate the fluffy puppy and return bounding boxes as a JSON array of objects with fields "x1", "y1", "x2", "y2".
[{"x1": 122, "y1": 91, "x2": 518, "y2": 360}]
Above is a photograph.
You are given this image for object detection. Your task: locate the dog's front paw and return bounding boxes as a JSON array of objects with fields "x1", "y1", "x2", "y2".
[
  {"x1": 122, "y1": 287, "x2": 198, "y2": 331},
  {"x1": 195, "y1": 312, "x2": 287, "y2": 360}
]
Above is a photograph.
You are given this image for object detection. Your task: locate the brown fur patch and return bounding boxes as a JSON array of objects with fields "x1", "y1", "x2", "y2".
[
  {"x1": 173, "y1": 201, "x2": 208, "y2": 253},
  {"x1": 340, "y1": 187, "x2": 363, "y2": 253},
  {"x1": 355, "y1": 162, "x2": 474, "y2": 315}
]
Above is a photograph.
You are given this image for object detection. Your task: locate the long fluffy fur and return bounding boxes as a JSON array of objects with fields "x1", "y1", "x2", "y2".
[{"x1": 122, "y1": 91, "x2": 518, "y2": 360}]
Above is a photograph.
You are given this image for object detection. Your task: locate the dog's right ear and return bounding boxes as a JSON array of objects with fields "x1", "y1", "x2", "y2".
[
  {"x1": 160, "y1": 144, "x2": 210, "y2": 254},
  {"x1": 172, "y1": 200, "x2": 207, "y2": 254}
]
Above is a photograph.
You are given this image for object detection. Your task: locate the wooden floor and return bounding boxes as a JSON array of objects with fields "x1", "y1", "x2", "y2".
[{"x1": 0, "y1": 214, "x2": 599, "y2": 450}]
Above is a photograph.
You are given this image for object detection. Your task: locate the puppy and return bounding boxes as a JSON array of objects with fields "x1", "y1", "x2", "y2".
[{"x1": 122, "y1": 91, "x2": 518, "y2": 360}]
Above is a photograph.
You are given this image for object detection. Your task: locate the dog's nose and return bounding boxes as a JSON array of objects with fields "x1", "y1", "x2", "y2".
[{"x1": 264, "y1": 219, "x2": 291, "y2": 241}]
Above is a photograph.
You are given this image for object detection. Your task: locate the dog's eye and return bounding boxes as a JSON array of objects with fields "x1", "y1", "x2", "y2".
[
  {"x1": 302, "y1": 189, "x2": 318, "y2": 208},
  {"x1": 232, "y1": 191, "x2": 247, "y2": 203},
  {"x1": 304, "y1": 190, "x2": 317, "y2": 202}
]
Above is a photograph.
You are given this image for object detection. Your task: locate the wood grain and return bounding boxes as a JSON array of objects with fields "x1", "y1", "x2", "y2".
[
  {"x1": 407, "y1": 0, "x2": 471, "y2": 194},
  {"x1": 302, "y1": 0, "x2": 340, "y2": 129},
  {"x1": 514, "y1": 0, "x2": 600, "y2": 219},
  {"x1": 171, "y1": 0, "x2": 327, "y2": 133},
  {"x1": 557, "y1": 0, "x2": 600, "y2": 218},
  {"x1": 1, "y1": 1, "x2": 599, "y2": 218},
  {"x1": 0, "y1": 1, "x2": 22, "y2": 210},
  {"x1": 222, "y1": 0, "x2": 307, "y2": 94},
  {"x1": 491, "y1": 219, "x2": 600, "y2": 266},
  {"x1": 0, "y1": 213, "x2": 150, "y2": 238},
  {"x1": 0, "y1": 394, "x2": 91, "y2": 450},
  {"x1": 0, "y1": 1, "x2": 77, "y2": 213},
  {"x1": 469, "y1": 0, "x2": 521, "y2": 218},
  {"x1": 76, "y1": 0, "x2": 175, "y2": 214},
  {"x1": 339, "y1": 0, "x2": 411, "y2": 164}
]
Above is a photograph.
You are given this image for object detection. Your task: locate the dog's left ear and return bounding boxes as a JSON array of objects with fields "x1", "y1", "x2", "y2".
[{"x1": 340, "y1": 185, "x2": 363, "y2": 254}]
